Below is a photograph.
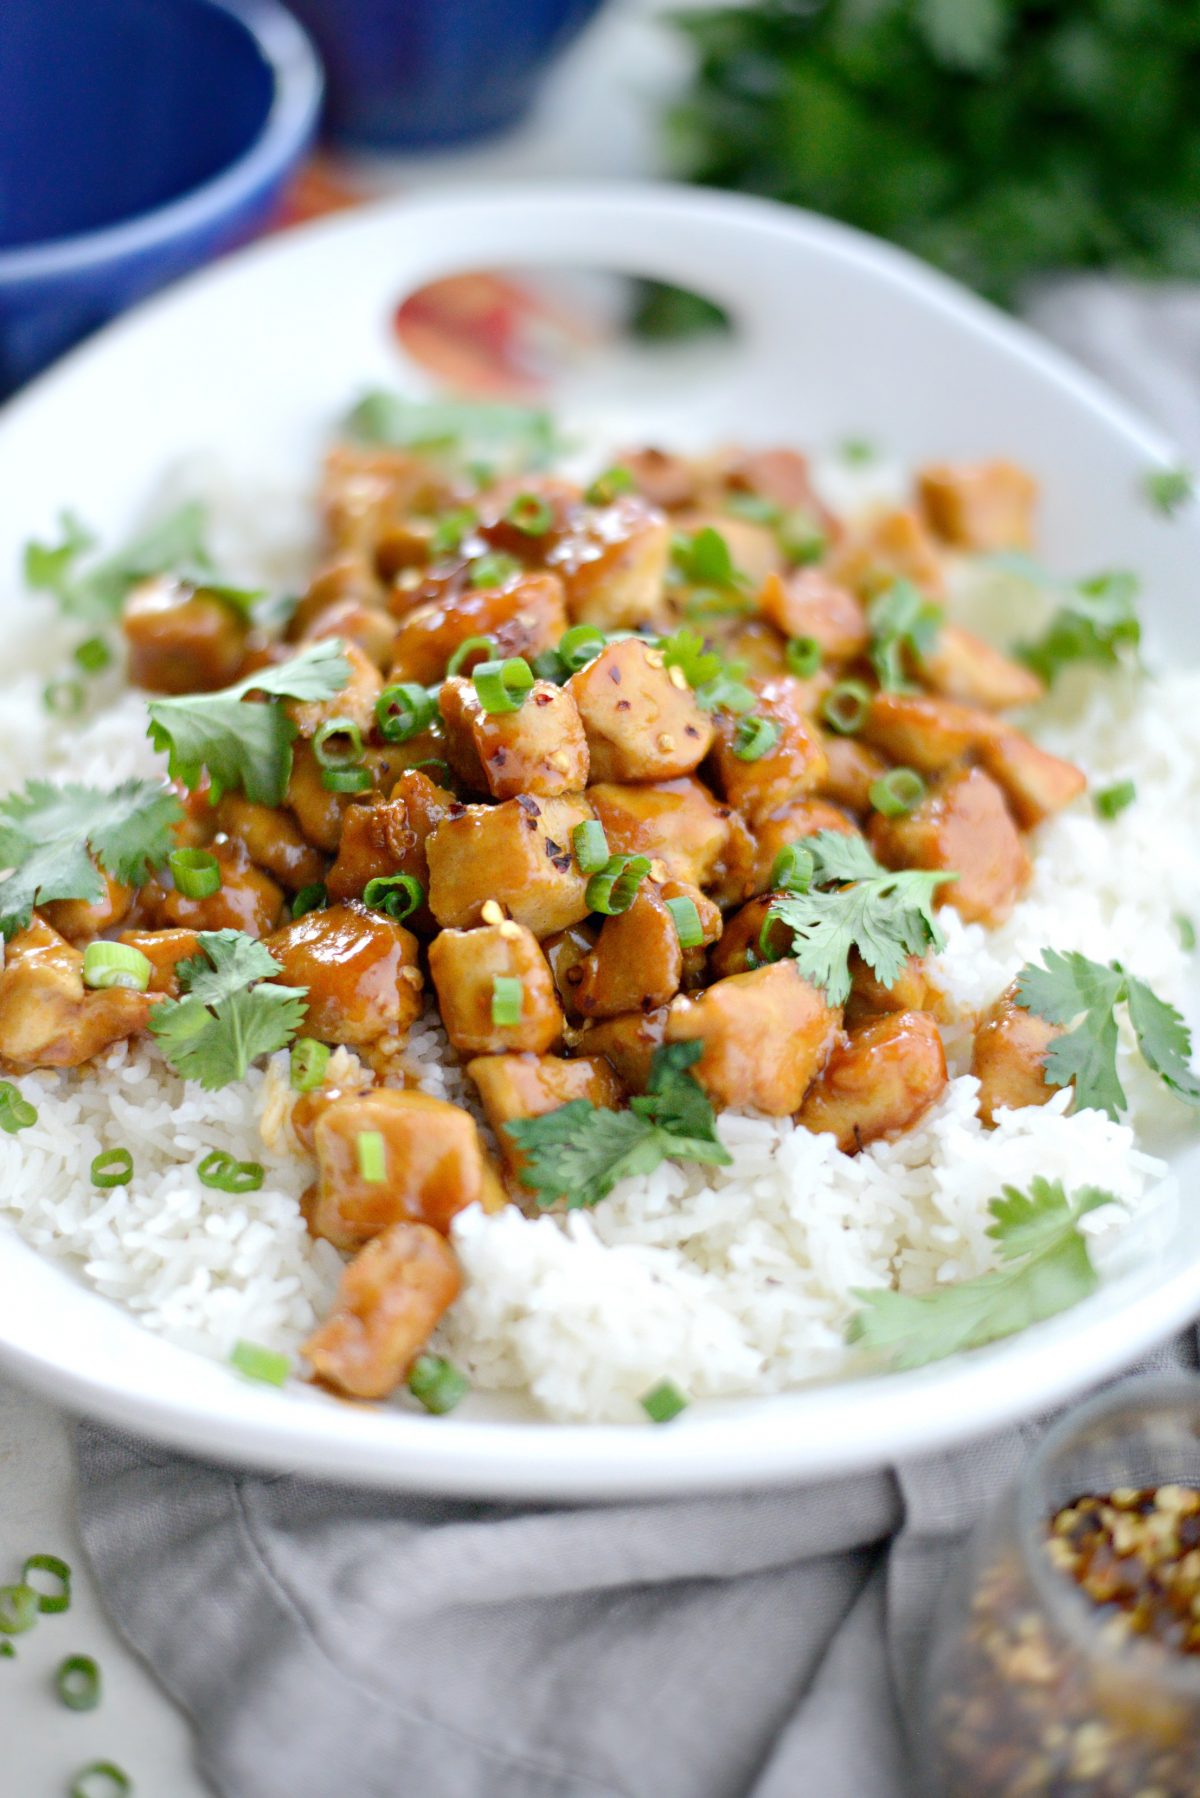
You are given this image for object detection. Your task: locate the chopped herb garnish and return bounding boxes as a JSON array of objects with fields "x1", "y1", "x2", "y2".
[
  {"x1": 641, "y1": 1379, "x2": 689, "y2": 1423},
  {"x1": 22, "y1": 1554, "x2": 70, "y2": 1613},
  {"x1": 867, "y1": 579, "x2": 942, "y2": 692},
  {"x1": 572, "y1": 820, "x2": 610, "y2": 874},
  {"x1": 473, "y1": 655, "x2": 534, "y2": 714},
  {"x1": 429, "y1": 506, "x2": 478, "y2": 558},
  {"x1": 290, "y1": 1037, "x2": 330, "y2": 1093},
  {"x1": 821, "y1": 679, "x2": 872, "y2": 735},
  {"x1": 671, "y1": 525, "x2": 746, "y2": 591},
  {"x1": 724, "y1": 491, "x2": 781, "y2": 526},
  {"x1": 586, "y1": 853, "x2": 651, "y2": 916},
  {"x1": 0, "y1": 1083, "x2": 37, "y2": 1134},
  {"x1": 469, "y1": 551, "x2": 522, "y2": 590},
  {"x1": 362, "y1": 873, "x2": 423, "y2": 922},
  {"x1": 1093, "y1": 779, "x2": 1136, "y2": 821},
  {"x1": 42, "y1": 678, "x2": 85, "y2": 719},
  {"x1": 82, "y1": 941, "x2": 152, "y2": 996},
  {"x1": 491, "y1": 975, "x2": 523, "y2": 1027},
  {"x1": 731, "y1": 714, "x2": 779, "y2": 761},
  {"x1": 73, "y1": 636, "x2": 113, "y2": 675},
  {"x1": 149, "y1": 931, "x2": 307, "y2": 1090},
  {"x1": 57, "y1": 1654, "x2": 102, "y2": 1711},
  {"x1": 0, "y1": 777, "x2": 182, "y2": 940},
  {"x1": 345, "y1": 392, "x2": 559, "y2": 469},
  {"x1": 24, "y1": 501, "x2": 212, "y2": 622},
  {"x1": 70, "y1": 1763, "x2": 132, "y2": 1798},
  {"x1": 197, "y1": 1150, "x2": 265, "y2": 1193},
  {"x1": 505, "y1": 492, "x2": 555, "y2": 536},
  {"x1": 91, "y1": 1150, "x2": 134, "y2": 1189},
  {"x1": 408, "y1": 1353, "x2": 470, "y2": 1415},
  {"x1": 1142, "y1": 466, "x2": 1194, "y2": 518},
  {"x1": 0, "y1": 1584, "x2": 38, "y2": 1635},
  {"x1": 230, "y1": 1341, "x2": 291, "y2": 1386},
  {"x1": 1178, "y1": 915, "x2": 1197, "y2": 953},
  {"x1": 1017, "y1": 570, "x2": 1141, "y2": 685},
  {"x1": 657, "y1": 625, "x2": 722, "y2": 688},
  {"x1": 777, "y1": 509, "x2": 827, "y2": 566},
  {"x1": 870, "y1": 767, "x2": 926, "y2": 818},
  {"x1": 666, "y1": 894, "x2": 704, "y2": 948}
]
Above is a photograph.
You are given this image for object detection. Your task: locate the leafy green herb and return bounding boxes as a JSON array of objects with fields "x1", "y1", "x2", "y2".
[
  {"x1": 657, "y1": 625, "x2": 754, "y2": 713},
  {"x1": 0, "y1": 779, "x2": 182, "y2": 939},
  {"x1": 867, "y1": 580, "x2": 943, "y2": 692},
  {"x1": 671, "y1": 526, "x2": 747, "y2": 592},
  {"x1": 345, "y1": 392, "x2": 558, "y2": 470},
  {"x1": 1178, "y1": 915, "x2": 1197, "y2": 954},
  {"x1": 840, "y1": 438, "x2": 877, "y2": 465},
  {"x1": 149, "y1": 930, "x2": 307, "y2": 1090},
  {"x1": 1093, "y1": 779, "x2": 1136, "y2": 821},
  {"x1": 506, "y1": 1041, "x2": 731, "y2": 1211},
  {"x1": 1143, "y1": 466, "x2": 1194, "y2": 518},
  {"x1": 1014, "y1": 949, "x2": 1200, "y2": 1119},
  {"x1": 22, "y1": 502, "x2": 255, "y2": 622},
  {"x1": 1017, "y1": 570, "x2": 1141, "y2": 684},
  {"x1": 763, "y1": 830, "x2": 954, "y2": 1005},
  {"x1": 847, "y1": 1178, "x2": 1114, "y2": 1369},
  {"x1": 146, "y1": 640, "x2": 351, "y2": 806},
  {"x1": 629, "y1": 280, "x2": 731, "y2": 340}
]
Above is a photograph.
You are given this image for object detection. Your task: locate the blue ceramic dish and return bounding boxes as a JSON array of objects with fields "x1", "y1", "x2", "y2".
[{"x1": 0, "y1": 0, "x2": 321, "y2": 395}]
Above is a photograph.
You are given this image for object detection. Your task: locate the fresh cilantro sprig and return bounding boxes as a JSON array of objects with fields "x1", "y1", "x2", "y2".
[
  {"x1": 0, "y1": 778, "x2": 182, "y2": 940},
  {"x1": 1142, "y1": 466, "x2": 1194, "y2": 519},
  {"x1": 149, "y1": 931, "x2": 307, "y2": 1090},
  {"x1": 657, "y1": 626, "x2": 754, "y2": 713},
  {"x1": 670, "y1": 525, "x2": 748, "y2": 593},
  {"x1": 22, "y1": 502, "x2": 259, "y2": 622},
  {"x1": 847, "y1": 1178, "x2": 1115, "y2": 1369},
  {"x1": 763, "y1": 831, "x2": 954, "y2": 1005},
  {"x1": 867, "y1": 579, "x2": 943, "y2": 692},
  {"x1": 345, "y1": 392, "x2": 559, "y2": 471},
  {"x1": 146, "y1": 640, "x2": 351, "y2": 807},
  {"x1": 1014, "y1": 949, "x2": 1200, "y2": 1120},
  {"x1": 1017, "y1": 570, "x2": 1141, "y2": 685},
  {"x1": 505, "y1": 1041, "x2": 731, "y2": 1210}
]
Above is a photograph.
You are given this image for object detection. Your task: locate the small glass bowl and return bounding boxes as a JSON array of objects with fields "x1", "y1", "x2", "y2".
[{"x1": 921, "y1": 1374, "x2": 1200, "y2": 1797}]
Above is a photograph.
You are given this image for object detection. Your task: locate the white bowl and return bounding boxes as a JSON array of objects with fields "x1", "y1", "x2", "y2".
[{"x1": 0, "y1": 183, "x2": 1196, "y2": 1497}]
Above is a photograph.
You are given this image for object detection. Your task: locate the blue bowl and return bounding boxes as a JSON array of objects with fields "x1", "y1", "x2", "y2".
[
  {"x1": 283, "y1": 0, "x2": 607, "y2": 150},
  {"x1": 0, "y1": 0, "x2": 322, "y2": 395}
]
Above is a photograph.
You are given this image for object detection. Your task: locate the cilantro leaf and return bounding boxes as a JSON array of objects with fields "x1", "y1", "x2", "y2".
[
  {"x1": 345, "y1": 392, "x2": 559, "y2": 471},
  {"x1": 146, "y1": 640, "x2": 351, "y2": 806},
  {"x1": 23, "y1": 503, "x2": 216, "y2": 623},
  {"x1": 149, "y1": 930, "x2": 307, "y2": 1089},
  {"x1": 847, "y1": 1179, "x2": 1113, "y2": 1369},
  {"x1": 0, "y1": 778, "x2": 182, "y2": 939},
  {"x1": 1017, "y1": 571, "x2": 1141, "y2": 685},
  {"x1": 1124, "y1": 976, "x2": 1200, "y2": 1108},
  {"x1": 670, "y1": 526, "x2": 749, "y2": 593},
  {"x1": 631, "y1": 1039, "x2": 729, "y2": 1156},
  {"x1": 657, "y1": 626, "x2": 723, "y2": 689},
  {"x1": 1142, "y1": 466, "x2": 1194, "y2": 519},
  {"x1": 867, "y1": 580, "x2": 943, "y2": 692}
]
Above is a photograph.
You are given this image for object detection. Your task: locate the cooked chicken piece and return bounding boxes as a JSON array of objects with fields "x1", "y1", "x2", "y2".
[
  {"x1": 546, "y1": 494, "x2": 673, "y2": 628},
  {"x1": 798, "y1": 1011, "x2": 948, "y2": 1153},
  {"x1": 587, "y1": 778, "x2": 735, "y2": 890},
  {"x1": 287, "y1": 641, "x2": 382, "y2": 741},
  {"x1": 429, "y1": 921, "x2": 563, "y2": 1055},
  {"x1": 472, "y1": 476, "x2": 581, "y2": 561},
  {"x1": 665, "y1": 962, "x2": 841, "y2": 1114},
  {"x1": 288, "y1": 553, "x2": 385, "y2": 641},
  {"x1": 757, "y1": 570, "x2": 868, "y2": 660},
  {"x1": 749, "y1": 798, "x2": 860, "y2": 895},
  {"x1": 972, "y1": 986, "x2": 1062, "y2": 1126},
  {"x1": 389, "y1": 571, "x2": 568, "y2": 686},
  {"x1": 542, "y1": 922, "x2": 598, "y2": 1020},
  {"x1": 137, "y1": 838, "x2": 284, "y2": 937},
  {"x1": 297, "y1": 593, "x2": 395, "y2": 669},
  {"x1": 619, "y1": 447, "x2": 698, "y2": 511},
  {"x1": 42, "y1": 867, "x2": 134, "y2": 943},
  {"x1": 304, "y1": 1221, "x2": 461, "y2": 1401},
  {"x1": 869, "y1": 766, "x2": 1031, "y2": 926},
  {"x1": 0, "y1": 915, "x2": 155, "y2": 1068},
  {"x1": 715, "y1": 617, "x2": 791, "y2": 678},
  {"x1": 978, "y1": 730, "x2": 1087, "y2": 828},
  {"x1": 919, "y1": 624, "x2": 1044, "y2": 711},
  {"x1": 306, "y1": 1088, "x2": 505, "y2": 1249},
  {"x1": 122, "y1": 577, "x2": 249, "y2": 695},
  {"x1": 817, "y1": 735, "x2": 891, "y2": 813},
  {"x1": 321, "y1": 444, "x2": 458, "y2": 556},
  {"x1": 673, "y1": 511, "x2": 782, "y2": 588},
  {"x1": 574, "y1": 1007, "x2": 670, "y2": 1093},
  {"x1": 721, "y1": 446, "x2": 829, "y2": 518},
  {"x1": 439, "y1": 675, "x2": 589, "y2": 798},
  {"x1": 286, "y1": 738, "x2": 361, "y2": 854},
  {"x1": 468, "y1": 1052, "x2": 624, "y2": 1180},
  {"x1": 709, "y1": 676, "x2": 828, "y2": 823},
  {"x1": 917, "y1": 460, "x2": 1037, "y2": 553},
  {"x1": 324, "y1": 769, "x2": 454, "y2": 930},
  {"x1": 373, "y1": 519, "x2": 436, "y2": 581},
  {"x1": 828, "y1": 507, "x2": 945, "y2": 600},
  {"x1": 426, "y1": 794, "x2": 592, "y2": 936},
  {"x1": 861, "y1": 691, "x2": 998, "y2": 774},
  {"x1": 845, "y1": 953, "x2": 947, "y2": 1028},
  {"x1": 708, "y1": 896, "x2": 787, "y2": 979},
  {"x1": 572, "y1": 882, "x2": 684, "y2": 1019},
  {"x1": 266, "y1": 902, "x2": 423, "y2": 1047},
  {"x1": 214, "y1": 795, "x2": 326, "y2": 892},
  {"x1": 566, "y1": 638, "x2": 714, "y2": 783},
  {"x1": 117, "y1": 927, "x2": 202, "y2": 996}
]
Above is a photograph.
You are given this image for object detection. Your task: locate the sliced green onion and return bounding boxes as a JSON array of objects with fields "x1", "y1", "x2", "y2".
[
  {"x1": 376, "y1": 681, "x2": 437, "y2": 742},
  {"x1": 57, "y1": 1654, "x2": 101, "y2": 1711},
  {"x1": 430, "y1": 506, "x2": 478, "y2": 557},
  {"x1": 841, "y1": 437, "x2": 876, "y2": 464},
  {"x1": 70, "y1": 1764, "x2": 132, "y2": 1798},
  {"x1": 23, "y1": 1554, "x2": 71, "y2": 1613},
  {"x1": 43, "y1": 678, "x2": 85, "y2": 719},
  {"x1": 291, "y1": 882, "x2": 327, "y2": 919},
  {"x1": 724, "y1": 491, "x2": 781, "y2": 525},
  {"x1": 0, "y1": 1640, "x2": 13, "y2": 1658},
  {"x1": 558, "y1": 623, "x2": 606, "y2": 673},
  {"x1": 572, "y1": 819, "x2": 610, "y2": 873},
  {"x1": 91, "y1": 1150, "x2": 133, "y2": 1190},
  {"x1": 1177, "y1": 914, "x2": 1197, "y2": 953},
  {"x1": 732, "y1": 715, "x2": 779, "y2": 762},
  {"x1": 530, "y1": 648, "x2": 567, "y2": 683},
  {"x1": 321, "y1": 764, "x2": 373, "y2": 794},
  {"x1": 313, "y1": 717, "x2": 364, "y2": 769},
  {"x1": 168, "y1": 847, "x2": 221, "y2": 899},
  {"x1": 411, "y1": 757, "x2": 454, "y2": 786},
  {"x1": 469, "y1": 551, "x2": 521, "y2": 589},
  {"x1": 408, "y1": 1353, "x2": 470, "y2": 1415},
  {"x1": 473, "y1": 656, "x2": 534, "y2": 715},
  {"x1": 586, "y1": 853, "x2": 651, "y2": 916},
  {"x1": 0, "y1": 1082, "x2": 37, "y2": 1135},
  {"x1": 586, "y1": 465, "x2": 635, "y2": 507},
  {"x1": 641, "y1": 1379, "x2": 689, "y2": 1423},
  {"x1": 491, "y1": 975, "x2": 524, "y2": 1027},
  {"x1": 695, "y1": 672, "x2": 755, "y2": 714},
  {"x1": 289, "y1": 1037, "x2": 330, "y2": 1094},
  {"x1": 197, "y1": 1150, "x2": 264, "y2": 1194},
  {"x1": 229, "y1": 1340, "x2": 290, "y2": 1386},
  {"x1": 446, "y1": 634, "x2": 496, "y2": 678},
  {"x1": 356, "y1": 1130, "x2": 387, "y2": 1183},
  {"x1": 821, "y1": 679, "x2": 872, "y2": 735},
  {"x1": 81, "y1": 942, "x2": 152, "y2": 993},
  {"x1": 869, "y1": 767, "x2": 927, "y2": 818},
  {"x1": 778, "y1": 510, "x2": 827, "y2": 565},
  {"x1": 1094, "y1": 778, "x2": 1136, "y2": 821},
  {"x1": 757, "y1": 904, "x2": 792, "y2": 964},
  {"x1": 785, "y1": 635, "x2": 823, "y2": 678},
  {"x1": 665, "y1": 895, "x2": 703, "y2": 948},
  {"x1": 505, "y1": 492, "x2": 555, "y2": 536},
  {"x1": 682, "y1": 588, "x2": 753, "y2": 621},
  {"x1": 74, "y1": 636, "x2": 112, "y2": 675},
  {"x1": 769, "y1": 843, "x2": 815, "y2": 893},
  {"x1": 362, "y1": 873, "x2": 424, "y2": 921},
  {"x1": 0, "y1": 1584, "x2": 37, "y2": 1635}
]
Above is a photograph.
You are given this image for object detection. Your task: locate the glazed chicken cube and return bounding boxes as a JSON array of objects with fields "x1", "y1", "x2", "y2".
[
  {"x1": 919, "y1": 624, "x2": 1045, "y2": 711},
  {"x1": 137, "y1": 838, "x2": 284, "y2": 937},
  {"x1": 917, "y1": 460, "x2": 1037, "y2": 553},
  {"x1": 288, "y1": 553, "x2": 384, "y2": 640},
  {"x1": 389, "y1": 572, "x2": 568, "y2": 686},
  {"x1": 845, "y1": 953, "x2": 947, "y2": 1028},
  {"x1": 817, "y1": 735, "x2": 891, "y2": 814},
  {"x1": 266, "y1": 902, "x2": 423, "y2": 1047},
  {"x1": 122, "y1": 577, "x2": 249, "y2": 695},
  {"x1": 298, "y1": 592, "x2": 395, "y2": 670},
  {"x1": 0, "y1": 915, "x2": 155, "y2": 1068},
  {"x1": 287, "y1": 641, "x2": 382, "y2": 740},
  {"x1": 861, "y1": 691, "x2": 998, "y2": 774},
  {"x1": 798, "y1": 1011, "x2": 948, "y2": 1153},
  {"x1": 978, "y1": 730, "x2": 1087, "y2": 828},
  {"x1": 708, "y1": 896, "x2": 783, "y2": 979},
  {"x1": 428, "y1": 921, "x2": 563, "y2": 1054},
  {"x1": 749, "y1": 797, "x2": 859, "y2": 895},
  {"x1": 572, "y1": 882, "x2": 684, "y2": 1019},
  {"x1": 618, "y1": 447, "x2": 698, "y2": 512},
  {"x1": 324, "y1": 794, "x2": 415, "y2": 905},
  {"x1": 42, "y1": 867, "x2": 134, "y2": 943},
  {"x1": 869, "y1": 766, "x2": 1031, "y2": 926},
  {"x1": 709, "y1": 676, "x2": 828, "y2": 823},
  {"x1": 574, "y1": 1007, "x2": 669, "y2": 1093},
  {"x1": 426, "y1": 794, "x2": 592, "y2": 936},
  {"x1": 118, "y1": 927, "x2": 202, "y2": 996},
  {"x1": 586, "y1": 778, "x2": 735, "y2": 890},
  {"x1": 972, "y1": 986, "x2": 1062, "y2": 1126},
  {"x1": 828, "y1": 508, "x2": 945, "y2": 600},
  {"x1": 757, "y1": 570, "x2": 868, "y2": 660},
  {"x1": 566, "y1": 638, "x2": 714, "y2": 783},
  {"x1": 306, "y1": 1088, "x2": 505, "y2": 1250},
  {"x1": 321, "y1": 444, "x2": 458, "y2": 556},
  {"x1": 303, "y1": 1220, "x2": 461, "y2": 1401},
  {"x1": 439, "y1": 675, "x2": 589, "y2": 798},
  {"x1": 721, "y1": 446, "x2": 828, "y2": 517},
  {"x1": 467, "y1": 1052, "x2": 624, "y2": 1180},
  {"x1": 213, "y1": 795, "x2": 326, "y2": 892},
  {"x1": 664, "y1": 962, "x2": 841, "y2": 1114},
  {"x1": 286, "y1": 739, "x2": 362, "y2": 854},
  {"x1": 546, "y1": 493, "x2": 673, "y2": 628},
  {"x1": 542, "y1": 922, "x2": 598, "y2": 1020}
]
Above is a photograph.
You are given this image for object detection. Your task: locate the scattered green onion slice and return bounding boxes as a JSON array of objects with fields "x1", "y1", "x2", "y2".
[
  {"x1": 1178, "y1": 915, "x2": 1197, "y2": 953},
  {"x1": 641, "y1": 1379, "x2": 689, "y2": 1424},
  {"x1": 785, "y1": 636, "x2": 823, "y2": 678},
  {"x1": 376, "y1": 682, "x2": 436, "y2": 743},
  {"x1": 408, "y1": 1353, "x2": 470, "y2": 1415},
  {"x1": 1094, "y1": 778, "x2": 1137, "y2": 821},
  {"x1": 229, "y1": 1341, "x2": 290, "y2": 1387},
  {"x1": 557, "y1": 623, "x2": 606, "y2": 673},
  {"x1": 429, "y1": 506, "x2": 478, "y2": 557},
  {"x1": 357, "y1": 1130, "x2": 387, "y2": 1183},
  {"x1": 446, "y1": 634, "x2": 496, "y2": 678},
  {"x1": 491, "y1": 975, "x2": 524, "y2": 1027},
  {"x1": 0, "y1": 1082, "x2": 37, "y2": 1135},
  {"x1": 505, "y1": 492, "x2": 555, "y2": 536},
  {"x1": 0, "y1": 1640, "x2": 13, "y2": 1658},
  {"x1": 91, "y1": 1150, "x2": 133, "y2": 1190},
  {"x1": 289, "y1": 1037, "x2": 330, "y2": 1094},
  {"x1": 683, "y1": 588, "x2": 753, "y2": 621},
  {"x1": 313, "y1": 717, "x2": 365, "y2": 769},
  {"x1": 197, "y1": 1150, "x2": 264, "y2": 1194},
  {"x1": 724, "y1": 491, "x2": 782, "y2": 525},
  {"x1": 731, "y1": 714, "x2": 779, "y2": 762},
  {"x1": 530, "y1": 648, "x2": 567, "y2": 683},
  {"x1": 70, "y1": 1763, "x2": 132, "y2": 1798},
  {"x1": 23, "y1": 1554, "x2": 71, "y2": 1613},
  {"x1": 469, "y1": 551, "x2": 521, "y2": 589},
  {"x1": 291, "y1": 882, "x2": 327, "y2": 920},
  {"x1": 168, "y1": 847, "x2": 221, "y2": 899},
  {"x1": 321, "y1": 764, "x2": 373, "y2": 794},
  {"x1": 473, "y1": 656, "x2": 534, "y2": 715},
  {"x1": 586, "y1": 853, "x2": 651, "y2": 916},
  {"x1": 362, "y1": 873, "x2": 424, "y2": 922},
  {"x1": 74, "y1": 636, "x2": 112, "y2": 675},
  {"x1": 665, "y1": 895, "x2": 704, "y2": 948},
  {"x1": 57, "y1": 1654, "x2": 101, "y2": 1712},
  {"x1": 586, "y1": 465, "x2": 635, "y2": 506},
  {"x1": 411, "y1": 757, "x2": 453, "y2": 786},
  {"x1": 81, "y1": 942, "x2": 152, "y2": 993},
  {"x1": 769, "y1": 843, "x2": 815, "y2": 893},
  {"x1": 572, "y1": 819, "x2": 610, "y2": 874},
  {"x1": 821, "y1": 679, "x2": 872, "y2": 735},
  {"x1": 44, "y1": 677, "x2": 86, "y2": 720},
  {"x1": 841, "y1": 438, "x2": 876, "y2": 464},
  {"x1": 778, "y1": 510, "x2": 827, "y2": 565},
  {"x1": 0, "y1": 1584, "x2": 38, "y2": 1635},
  {"x1": 869, "y1": 767, "x2": 927, "y2": 818}
]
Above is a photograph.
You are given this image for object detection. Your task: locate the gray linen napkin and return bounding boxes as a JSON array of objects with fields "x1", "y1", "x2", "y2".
[{"x1": 74, "y1": 280, "x2": 1200, "y2": 1798}]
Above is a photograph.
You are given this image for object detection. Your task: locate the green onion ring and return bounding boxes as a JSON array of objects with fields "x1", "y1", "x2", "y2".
[
  {"x1": 375, "y1": 682, "x2": 436, "y2": 743},
  {"x1": 869, "y1": 767, "x2": 927, "y2": 818},
  {"x1": 0, "y1": 1081, "x2": 38, "y2": 1135},
  {"x1": 468, "y1": 552, "x2": 522, "y2": 590},
  {"x1": 446, "y1": 634, "x2": 496, "y2": 679},
  {"x1": 70, "y1": 1763, "x2": 132, "y2": 1798},
  {"x1": 585, "y1": 466, "x2": 635, "y2": 506},
  {"x1": 168, "y1": 847, "x2": 222, "y2": 899},
  {"x1": 571, "y1": 820, "x2": 610, "y2": 874},
  {"x1": 356, "y1": 1130, "x2": 387, "y2": 1183},
  {"x1": 586, "y1": 854, "x2": 651, "y2": 917},
  {"x1": 313, "y1": 717, "x2": 365, "y2": 769},
  {"x1": 731, "y1": 714, "x2": 780, "y2": 762},
  {"x1": 473, "y1": 656, "x2": 534, "y2": 715},
  {"x1": 665, "y1": 895, "x2": 704, "y2": 948},
  {"x1": 362, "y1": 874, "x2": 424, "y2": 922},
  {"x1": 785, "y1": 636, "x2": 823, "y2": 678},
  {"x1": 43, "y1": 678, "x2": 85, "y2": 718},
  {"x1": 291, "y1": 883, "x2": 327, "y2": 920},
  {"x1": 491, "y1": 975, "x2": 524, "y2": 1027},
  {"x1": 197, "y1": 1150, "x2": 264, "y2": 1194},
  {"x1": 557, "y1": 624, "x2": 606, "y2": 673},
  {"x1": 229, "y1": 1340, "x2": 290, "y2": 1386},
  {"x1": 91, "y1": 1150, "x2": 133, "y2": 1190},
  {"x1": 0, "y1": 1584, "x2": 38, "y2": 1635},
  {"x1": 768, "y1": 843, "x2": 815, "y2": 893},
  {"x1": 505, "y1": 492, "x2": 555, "y2": 536},
  {"x1": 821, "y1": 679, "x2": 872, "y2": 736},
  {"x1": 57, "y1": 1654, "x2": 102, "y2": 1711},
  {"x1": 321, "y1": 764, "x2": 373, "y2": 794},
  {"x1": 408, "y1": 1353, "x2": 470, "y2": 1414},
  {"x1": 81, "y1": 942, "x2": 152, "y2": 993},
  {"x1": 289, "y1": 1037, "x2": 330, "y2": 1094}
]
